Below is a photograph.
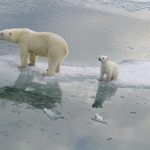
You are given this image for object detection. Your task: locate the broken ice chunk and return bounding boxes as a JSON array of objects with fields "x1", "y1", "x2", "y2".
[
  {"x1": 92, "y1": 113, "x2": 107, "y2": 124},
  {"x1": 43, "y1": 108, "x2": 64, "y2": 120},
  {"x1": 25, "y1": 87, "x2": 35, "y2": 92}
]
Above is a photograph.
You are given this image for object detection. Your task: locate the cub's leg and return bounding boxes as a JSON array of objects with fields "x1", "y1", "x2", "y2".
[
  {"x1": 106, "y1": 72, "x2": 112, "y2": 81},
  {"x1": 99, "y1": 68, "x2": 104, "y2": 81}
]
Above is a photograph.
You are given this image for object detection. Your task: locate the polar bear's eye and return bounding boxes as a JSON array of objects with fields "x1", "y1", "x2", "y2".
[{"x1": 9, "y1": 32, "x2": 12, "y2": 35}]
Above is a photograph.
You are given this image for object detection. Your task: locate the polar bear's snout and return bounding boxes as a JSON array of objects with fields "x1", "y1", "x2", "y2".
[{"x1": 98, "y1": 56, "x2": 109, "y2": 63}]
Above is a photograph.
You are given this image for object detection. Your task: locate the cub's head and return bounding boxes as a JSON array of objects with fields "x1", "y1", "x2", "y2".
[
  {"x1": 98, "y1": 55, "x2": 109, "y2": 63},
  {"x1": 0, "y1": 28, "x2": 26, "y2": 43}
]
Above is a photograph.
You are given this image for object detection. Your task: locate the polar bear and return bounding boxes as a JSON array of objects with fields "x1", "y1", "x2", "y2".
[
  {"x1": 98, "y1": 55, "x2": 119, "y2": 81},
  {"x1": 0, "y1": 28, "x2": 69, "y2": 76}
]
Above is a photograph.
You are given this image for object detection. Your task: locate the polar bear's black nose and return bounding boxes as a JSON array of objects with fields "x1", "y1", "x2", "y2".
[{"x1": 98, "y1": 58, "x2": 101, "y2": 61}]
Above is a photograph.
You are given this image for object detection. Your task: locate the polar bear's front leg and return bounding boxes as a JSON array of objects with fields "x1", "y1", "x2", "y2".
[{"x1": 19, "y1": 47, "x2": 29, "y2": 68}]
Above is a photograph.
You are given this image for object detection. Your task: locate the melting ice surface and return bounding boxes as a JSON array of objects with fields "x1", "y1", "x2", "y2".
[{"x1": 0, "y1": 55, "x2": 150, "y2": 149}]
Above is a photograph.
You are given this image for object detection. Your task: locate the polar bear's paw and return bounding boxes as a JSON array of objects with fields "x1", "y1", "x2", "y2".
[
  {"x1": 28, "y1": 63, "x2": 35, "y2": 66},
  {"x1": 18, "y1": 65, "x2": 26, "y2": 69},
  {"x1": 43, "y1": 71, "x2": 56, "y2": 77}
]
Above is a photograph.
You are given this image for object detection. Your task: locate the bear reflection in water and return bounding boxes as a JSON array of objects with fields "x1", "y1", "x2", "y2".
[
  {"x1": 92, "y1": 81, "x2": 118, "y2": 108},
  {"x1": 0, "y1": 70, "x2": 62, "y2": 109}
]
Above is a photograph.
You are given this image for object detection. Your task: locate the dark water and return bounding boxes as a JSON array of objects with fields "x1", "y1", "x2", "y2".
[{"x1": 0, "y1": 0, "x2": 150, "y2": 150}]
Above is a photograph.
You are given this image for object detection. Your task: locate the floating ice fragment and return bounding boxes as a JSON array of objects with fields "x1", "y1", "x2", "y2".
[
  {"x1": 92, "y1": 113, "x2": 107, "y2": 124},
  {"x1": 33, "y1": 77, "x2": 47, "y2": 85},
  {"x1": 25, "y1": 87, "x2": 35, "y2": 92},
  {"x1": 43, "y1": 108, "x2": 64, "y2": 120}
]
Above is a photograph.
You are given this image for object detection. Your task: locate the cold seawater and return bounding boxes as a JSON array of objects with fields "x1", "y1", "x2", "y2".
[{"x1": 0, "y1": 0, "x2": 150, "y2": 150}]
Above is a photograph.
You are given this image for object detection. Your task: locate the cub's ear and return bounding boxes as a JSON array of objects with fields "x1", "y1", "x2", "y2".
[{"x1": 98, "y1": 58, "x2": 101, "y2": 61}]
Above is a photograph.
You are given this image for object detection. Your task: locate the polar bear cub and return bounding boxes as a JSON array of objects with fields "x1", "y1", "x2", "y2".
[{"x1": 98, "y1": 55, "x2": 119, "y2": 81}]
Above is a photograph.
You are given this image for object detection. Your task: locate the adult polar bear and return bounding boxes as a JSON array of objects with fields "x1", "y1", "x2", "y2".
[{"x1": 0, "y1": 28, "x2": 69, "y2": 76}]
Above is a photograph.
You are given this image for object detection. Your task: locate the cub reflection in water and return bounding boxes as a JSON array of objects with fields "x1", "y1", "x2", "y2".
[{"x1": 92, "y1": 82, "x2": 118, "y2": 108}]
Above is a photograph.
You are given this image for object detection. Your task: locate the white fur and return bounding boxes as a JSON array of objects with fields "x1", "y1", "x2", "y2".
[
  {"x1": 0, "y1": 28, "x2": 69, "y2": 76},
  {"x1": 99, "y1": 55, "x2": 119, "y2": 81}
]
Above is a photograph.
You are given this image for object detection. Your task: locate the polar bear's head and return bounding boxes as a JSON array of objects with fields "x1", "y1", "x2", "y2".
[
  {"x1": 98, "y1": 55, "x2": 109, "y2": 63},
  {"x1": 0, "y1": 28, "x2": 28, "y2": 43}
]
